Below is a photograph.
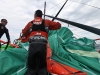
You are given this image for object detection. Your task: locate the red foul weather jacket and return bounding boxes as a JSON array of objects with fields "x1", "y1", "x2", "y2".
[{"x1": 21, "y1": 17, "x2": 61, "y2": 42}]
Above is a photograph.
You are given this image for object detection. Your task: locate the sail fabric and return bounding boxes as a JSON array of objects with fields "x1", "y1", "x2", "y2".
[
  {"x1": 0, "y1": 27, "x2": 100, "y2": 75},
  {"x1": 0, "y1": 48, "x2": 27, "y2": 75},
  {"x1": 1, "y1": 45, "x2": 13, "y2": 50},
  {"x1": 48, "y1": 27, "x2": 100, "y2": 75}
]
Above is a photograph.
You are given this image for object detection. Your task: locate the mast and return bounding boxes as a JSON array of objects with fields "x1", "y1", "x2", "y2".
[{"x1": 44, "y1": 2, "x2": 46, "y2": 20}]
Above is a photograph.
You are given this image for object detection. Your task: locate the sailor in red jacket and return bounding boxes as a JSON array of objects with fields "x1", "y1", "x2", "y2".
[
  {"x1": 22, "y1": 10, "x2": 61, "y2": 75},
  {"x1": 21, "y1": 12, "x2": 61, "y2": 42}
]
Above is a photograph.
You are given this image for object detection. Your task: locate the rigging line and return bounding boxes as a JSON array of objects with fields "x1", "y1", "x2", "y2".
[
  {"x1": 46, "y1": 0, "x2": 66, "y2": 13},
  {"x1": 70, "y1": 0, "x2": 100, "y2": 9}
]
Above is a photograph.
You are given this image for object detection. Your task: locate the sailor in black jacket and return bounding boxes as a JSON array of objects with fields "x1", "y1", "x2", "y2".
[{"x1": 0, "y1": 19, "x2": 10, "y2": 50}]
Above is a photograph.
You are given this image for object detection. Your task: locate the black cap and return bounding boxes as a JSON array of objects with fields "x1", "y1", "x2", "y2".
[
  {"x1": 35, "y1": 10, "x2": 42, "y2": 17},
  {"x1": 1, "y1": 19, "x2": 7, "y2": 22}
]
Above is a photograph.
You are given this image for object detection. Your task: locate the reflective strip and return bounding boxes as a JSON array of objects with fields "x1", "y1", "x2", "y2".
[
  {"x1": 30, "y1": 35, "x2": 47, "y2": 40},
  {"x1": 67, "y1": 49, "x2": 100, "y2": 58},
  {"x1": 17, "y1": 67, "x2": 26, "y2": 73}
]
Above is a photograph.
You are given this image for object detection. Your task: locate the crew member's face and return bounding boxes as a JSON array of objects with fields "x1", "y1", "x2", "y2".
[{"x1": 1, "y1": 20, "x2": 8, "y2": 26}]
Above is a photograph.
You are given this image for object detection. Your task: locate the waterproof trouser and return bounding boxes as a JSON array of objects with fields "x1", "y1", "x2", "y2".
[{"x1": 25, "y1": 36, "x2": 48, "y2": 75}]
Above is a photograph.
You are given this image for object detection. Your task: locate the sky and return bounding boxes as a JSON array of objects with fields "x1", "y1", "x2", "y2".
[{"x1": 0, "y1": 0, "x2": 100, "y2": 43}]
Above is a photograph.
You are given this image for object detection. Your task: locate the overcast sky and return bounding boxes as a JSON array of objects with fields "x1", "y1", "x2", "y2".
[{"x1": 0, "y1": 0, "x2": 100, "y2": 43}]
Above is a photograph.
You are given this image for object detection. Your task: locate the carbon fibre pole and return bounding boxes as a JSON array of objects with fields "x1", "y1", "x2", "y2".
[
  {"x1": 45, "y1": 14, "x2": 100, "y2": 35},
  {"x1": 52, "y1": 0, "x2": 68, "y2": 21}
]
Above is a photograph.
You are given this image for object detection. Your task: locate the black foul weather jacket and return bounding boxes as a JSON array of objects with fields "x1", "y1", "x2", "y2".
[{"x1": 0, "y1": 23, "x2": 10, "y2": 41}]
